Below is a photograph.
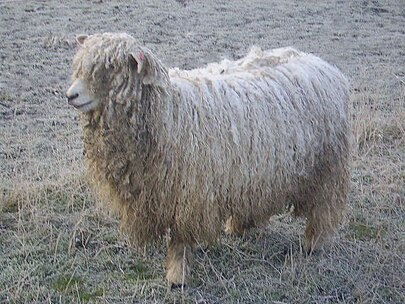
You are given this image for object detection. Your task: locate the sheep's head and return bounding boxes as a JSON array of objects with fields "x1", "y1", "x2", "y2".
[{"x1": 66, "y1": 32, "x2": 169, "y2": 113}]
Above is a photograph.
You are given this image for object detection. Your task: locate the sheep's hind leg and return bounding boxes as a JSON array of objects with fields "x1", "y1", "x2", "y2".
[
  {"x1": 305, "y1": 207, "x2": 340, "y2": 254},
  {"x1": 303, "y1": 172, "x2": 348, "y2": 254},
  {"x1": 166, "y1": 237, "x2": 192, "y2": 288}
]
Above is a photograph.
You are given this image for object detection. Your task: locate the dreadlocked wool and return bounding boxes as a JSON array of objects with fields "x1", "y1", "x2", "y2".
[{"x1": 67, "y1": 32, "x2": 350, "y2": 285}]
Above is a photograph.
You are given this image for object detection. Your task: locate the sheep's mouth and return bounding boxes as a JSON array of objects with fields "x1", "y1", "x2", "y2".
[
  {"x1": 71, "y1": 100, "x2": 94, "y2": 109},
  {"x1": 70, "y1": 100, "x2": 99, "y2": 113}
]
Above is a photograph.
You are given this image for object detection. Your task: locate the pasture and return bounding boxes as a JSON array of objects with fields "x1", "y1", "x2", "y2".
[{"x1": 0, "y1": 0, "x2": 403, "y2": 303}]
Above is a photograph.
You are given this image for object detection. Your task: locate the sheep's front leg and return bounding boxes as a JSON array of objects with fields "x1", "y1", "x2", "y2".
[
  {"x1": 225, "y1": 215, "x2": 254, "y2": 236},
  {"x1": 166, "y1": 237, "x2": 192, "y2": 287}
]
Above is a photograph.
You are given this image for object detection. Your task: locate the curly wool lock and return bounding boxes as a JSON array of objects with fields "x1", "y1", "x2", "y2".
[{"x1": 67, "y1": 32, "x2": 350, "y2": 285}]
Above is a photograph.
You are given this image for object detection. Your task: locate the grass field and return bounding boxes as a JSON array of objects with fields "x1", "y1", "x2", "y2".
[{"x1": 0, "y1": 0, "x2": 404, "y2": 303}]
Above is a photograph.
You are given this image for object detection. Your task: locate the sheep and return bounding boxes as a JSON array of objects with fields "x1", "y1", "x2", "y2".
[{"x1": 66, "y1": 32, "x2": 350, "y2": 286}]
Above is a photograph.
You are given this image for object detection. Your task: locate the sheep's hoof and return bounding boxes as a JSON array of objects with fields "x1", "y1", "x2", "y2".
[
  {"x1": 305, "y1": 246, "x2": 317, "y2": 256},
  {"x1": 166, "y1": 269, "x2": 189, "y2": 289},
  {"x1": 303, "y1": 238, "x2": 325, "y2": 256},
  {"x1": 170, "y1": 283, "x2": 187, "y2": 290},
  {"x1": 166, "y1": 241, "x2": 191, "y2": 288},
  {"x1": 304, "y1": 241, "x2": 317, "y2": 256}
]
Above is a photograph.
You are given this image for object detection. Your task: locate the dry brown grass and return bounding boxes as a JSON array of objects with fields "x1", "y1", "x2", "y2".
[
  {"x1": 1, "y1": 0, "x2": 404, "y2": 303},
  {"x1": 1, "y1": 99, "x2": 404, "y2": 301}
]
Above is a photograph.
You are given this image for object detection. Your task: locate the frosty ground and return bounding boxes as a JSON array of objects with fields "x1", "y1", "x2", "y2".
[{"x1": 0, "y1": 0, "x2": 404, "y2": 303}]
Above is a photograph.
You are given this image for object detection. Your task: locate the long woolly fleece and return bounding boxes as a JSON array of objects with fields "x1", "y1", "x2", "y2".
[{"x1": 72, "y1": 33, "x2": 350, "y2": 246}]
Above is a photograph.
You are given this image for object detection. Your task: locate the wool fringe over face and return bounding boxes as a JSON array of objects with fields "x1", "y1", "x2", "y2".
[{"x1": 67, "y1": 32, "x2": 350, "y2": 285}]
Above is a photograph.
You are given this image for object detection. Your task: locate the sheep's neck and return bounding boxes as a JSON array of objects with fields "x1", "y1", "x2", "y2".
[{"x1": 80, "y1": 86, "x2": 167, "y2": 201}]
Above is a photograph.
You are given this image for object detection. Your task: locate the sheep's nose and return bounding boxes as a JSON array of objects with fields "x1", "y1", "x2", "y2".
[{"x1": 67, "y1": 93, "x2": 79, "y2": 104}]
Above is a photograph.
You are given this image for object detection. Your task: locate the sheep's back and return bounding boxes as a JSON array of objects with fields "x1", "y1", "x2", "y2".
[{"x1": 163, "y1": 52, "x2": 349, "y2": 234}]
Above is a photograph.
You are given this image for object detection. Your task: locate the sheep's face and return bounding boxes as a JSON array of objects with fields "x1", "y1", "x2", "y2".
[
  {"x1": 66, "y1": 33, "x2": 170, "y2": 114},
  {"x1": 66, "y1": 78, "x2": 100, "y2": 113},
  {"x1": 66, "y1": 33, "x2": 134, "y2": 114}
]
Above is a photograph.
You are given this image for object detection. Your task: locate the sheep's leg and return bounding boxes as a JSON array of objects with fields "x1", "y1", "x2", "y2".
[
  {"x1": 225, "y1": 216, "x2": 243, "y2": 235},
  {"x1": 225, "y1": 215, "x2": 254, "y2": 236},
  {"x1": 304, "y1": 207, "x2": 340, "y2": 254},
  {"x1": 166, "y1": 237, "x2": 192, "y2": 287},
  {"x1": 303, "y1": 171, "x2": 348, "y2": 254}
]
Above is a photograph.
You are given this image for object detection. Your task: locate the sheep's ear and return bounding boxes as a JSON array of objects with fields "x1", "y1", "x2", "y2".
[
  {"x1": 76, "y1": 34, "x2": 88, "y2": 45},
  {"x1": 129, "y1": 50, "x2": 168, "y2": 87},
  {"x1": 129, "y1": 51, "x2": 145, "y2": 75}
]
